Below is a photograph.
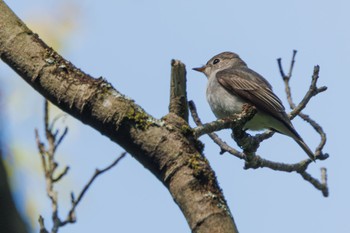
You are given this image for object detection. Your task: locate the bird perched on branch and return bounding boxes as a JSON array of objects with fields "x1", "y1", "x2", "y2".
[{"x1": 193, "y1": 51, "x2": 315, "y2": 160}]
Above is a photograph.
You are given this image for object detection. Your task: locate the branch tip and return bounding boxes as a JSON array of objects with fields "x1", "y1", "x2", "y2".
[
  {"x1": 38, "y1": 215, "x2": 49, "y2": 233},
  {"x1": 169, "y1": 59, "x2": 188, "y2": 121}
]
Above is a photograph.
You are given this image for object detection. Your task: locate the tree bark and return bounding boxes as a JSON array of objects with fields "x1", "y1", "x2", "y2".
[{"x1": 0, "y1": 1, "x2": 239, "y2": 232}]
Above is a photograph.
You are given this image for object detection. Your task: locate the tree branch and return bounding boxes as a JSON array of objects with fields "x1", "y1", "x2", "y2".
[
  {"x1": 193, "y1": 103, "x2": 257, "y2": 139},
  {"x1": 0, "y1": 1, "x2": 238, "y2": 232},
  {"x1": 61, "y1": 153, "x2": 127, "y2": 227}
]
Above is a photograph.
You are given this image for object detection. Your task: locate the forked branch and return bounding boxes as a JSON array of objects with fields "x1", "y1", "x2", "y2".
[{"x1": 36, "y1": 100, "x2": 126, "y2": 233}]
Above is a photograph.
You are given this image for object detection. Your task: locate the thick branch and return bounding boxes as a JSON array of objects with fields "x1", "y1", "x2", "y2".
[{"x1": 0, "y1": 1, "x2": 238, "y2": 232}]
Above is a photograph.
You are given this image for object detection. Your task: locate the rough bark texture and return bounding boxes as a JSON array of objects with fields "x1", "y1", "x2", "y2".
[
  {"x1": 169, "y1": 59, "x2": 188, "y2": 122},
  {"x1": 0, "y1": 1, "x2": 238, "y2": 232}
]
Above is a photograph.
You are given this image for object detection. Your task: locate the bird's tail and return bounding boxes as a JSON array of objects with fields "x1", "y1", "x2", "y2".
[
  {"x1": 274, "y1": 120, "x2": 315, "y2": 161},
  {"x1": 293, "y1": 137, "x2": 315, "y2": 161}
]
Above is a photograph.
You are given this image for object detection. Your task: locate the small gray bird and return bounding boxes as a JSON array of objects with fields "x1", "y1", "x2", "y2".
[{"x1": 193, "y1": 51, "x2": 315, "y2": 160}]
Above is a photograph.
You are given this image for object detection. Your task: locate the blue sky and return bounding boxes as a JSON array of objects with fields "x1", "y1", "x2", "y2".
[{"x1": 1, "y1": 0, "x2": 349, "y2": 232}]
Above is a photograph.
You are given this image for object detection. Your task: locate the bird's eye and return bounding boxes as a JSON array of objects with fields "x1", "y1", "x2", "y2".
[{"x1": 213, "y1": 58, "x2": 220, "y2": 64}]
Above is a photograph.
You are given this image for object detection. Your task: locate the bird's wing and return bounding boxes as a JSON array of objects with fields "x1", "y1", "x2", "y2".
[
  {"x1": 216, "y1": 68, "x2": 314, "y2": 160},
  {"x1": 216, "y1": 69, "x2": 291, "y2": 128}
]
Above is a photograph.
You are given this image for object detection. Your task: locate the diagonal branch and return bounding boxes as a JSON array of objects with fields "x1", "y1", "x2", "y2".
[
  {"x1": 0, "y1": 2, "x2": 239, "y2": 232},
  {"x1": 61, "y1": 152, "x2": 127, "y2": 226}
]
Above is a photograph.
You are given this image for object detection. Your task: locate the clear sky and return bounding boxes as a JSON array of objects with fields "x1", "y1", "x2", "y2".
[{"x1": 1, "y1": 0, "x2": 349, "y2": 232}]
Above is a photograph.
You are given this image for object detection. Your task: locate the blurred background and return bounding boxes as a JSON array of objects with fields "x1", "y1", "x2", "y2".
[{"x1": 0, "y1": 0, "x2": 348, "y2": 232}]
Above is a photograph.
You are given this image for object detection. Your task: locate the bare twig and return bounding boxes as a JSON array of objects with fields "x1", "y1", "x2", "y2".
[
  {"x1": 37, "y1": 100, "x2": 127, "y2": 232},
  {"x1": 35, "y1": 101, "x2": 62, "y2": 232},
  {"x1": 61, "y1": 152, "x2": 126, "y2": 226},
  {"x1": 320, "y1": 168, "x2": 328, "y2": 196},
  {"x1": 39, "y1": 215, "x2": 49, "y2": 233},
  {"x1": 49, "y1": 114, "x2": 67, "y2": 132},
  {"x1": 299, "y1": 169, "x2": 328, "y2": 197},
  {"x1": 278, "y1": 51, "x2": 329, "y2": 160},
  {"x1": 287, "y1": 50, "x2": 297, "y2": 78},
  {"x1": 44, "y1": 100, "x2": 49, "y2": 132},
  {"x1": 54, "y1": 127, "x2": 68, "y2": 153},
  {"x1": 243, "y1": 156, "x2": 311, "y2": 172},
  {"x1": 52, "y1": 166, "x2": 70, "y2": 183},
  {"x1": 255, "y1": 130, "x2": 275, "y2": 143}
]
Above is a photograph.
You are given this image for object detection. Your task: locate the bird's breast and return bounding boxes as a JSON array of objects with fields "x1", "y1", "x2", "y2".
[
  {"x1": 206, "y1": 77, "x2": 289, "y2": 132},
  {"x1": 206, "y1": 77, "x2": 246, "y2": 119}
]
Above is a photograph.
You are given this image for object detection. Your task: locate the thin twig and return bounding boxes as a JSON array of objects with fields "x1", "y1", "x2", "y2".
[
  {"x1": 44, "y1": 100, "x2": 49, "y2": 132},
  {"x1": 61, "y1": 152, "x2": 127, "y2": 226},
  {"x1": 278, "y1": 51, "x2": 329, "y2": 160},
  {"x1": 36, "y1": 100, "x2": 63, "y2": 232},
  {"x1": 244, "y1": 156, "x2": 311, "y2": 172},
  {"x1": 255, "y1": 130, "x2": 274, "y2": 143},
  {"x1": 287, "y1": 50, "x2": 297, "y2": 79},
  {"x1": 35, "y1": 129, "x2": 47, "y2": 174},
  {"x1": 320, "y1": 167, "x2": 328, "y2": 196},
  {"x1": 38, "y1": 215, "x2": 49, "y2": 233},
  {"x1": 54, "y1": 127, "x2": 68, "y2": 153},
  {"x1": 299, "y1": 170, "x2": 328, "y2": 197},
  {"x1": 289, "y1": 66, "x2": 327, "y2": 119},
  {"x1": 37, "y1": 99, "x2": 128, "y2": 232},
  {"x1": 49, "y1": 114, "x2": 67, "y2": 132},
  {"x1": 52, "y1": 166, "x2": 70, "y2": 183}
]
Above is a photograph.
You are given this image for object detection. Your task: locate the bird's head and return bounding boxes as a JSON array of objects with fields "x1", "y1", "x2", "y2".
[{"x1": 193, "y1": 51, "x2": 246, "y2": 77}]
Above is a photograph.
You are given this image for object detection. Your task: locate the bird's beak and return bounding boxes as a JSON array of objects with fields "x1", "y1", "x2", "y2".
[{"x1": 192, "y1": 66, "x2": 206, "y2": 73}]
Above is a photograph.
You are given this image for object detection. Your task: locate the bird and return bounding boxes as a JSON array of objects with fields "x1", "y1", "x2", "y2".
[{"x1": 193, "y1": 51, "x2": 315, "y2": 160}]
